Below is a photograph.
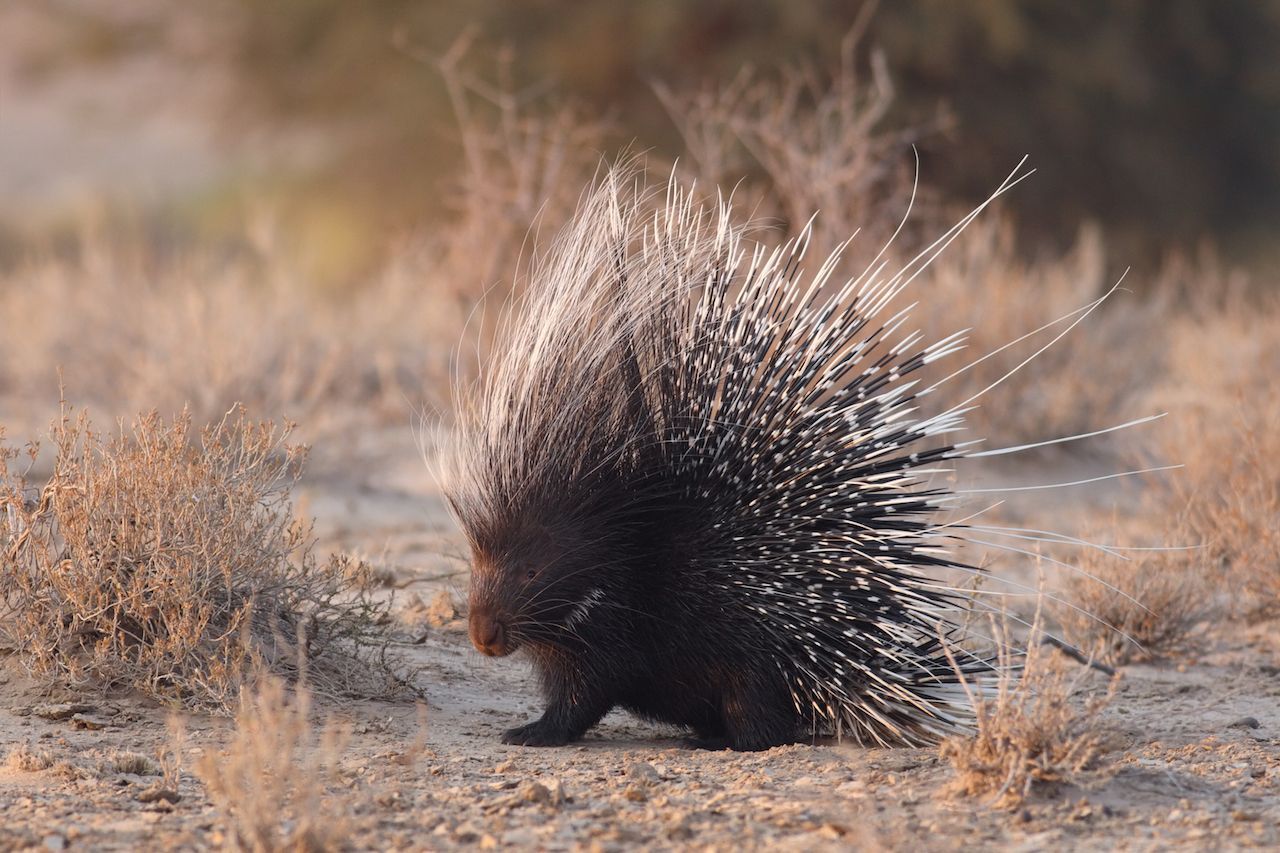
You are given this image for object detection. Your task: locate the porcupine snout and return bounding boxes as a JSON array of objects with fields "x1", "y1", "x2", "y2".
[{"x1": 469, "y1": 610, "x2": 513, "y2": 657}]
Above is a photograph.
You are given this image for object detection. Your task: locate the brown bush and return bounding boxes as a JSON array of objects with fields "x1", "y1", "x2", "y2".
[
  {"x1": 0, "y1": 38, "x2": 1169, "y2": 464},
  {"x1": 1052, "y1": 531, "x2": 1213, "y2": 666},
  {"x1": 0, "y1": 41, "x2": 611, "y2": 441},
  {"x1": 0, "y1": 404, "x2": 401, "y2": 712},
  {"x1": 1179, "y1": 403, "x2": 1280, "y2": 619},
  {"x1": 655, "y1": 25, "x2": 935, "y2": 253},
  {"x1": 940, "y1": 617, "x2": 1115, "y2": 808},
  {"x1": 429, "y1": 31, "x2": 614, "y2": 305},
  {"x1": 1144, "y1": 291, "x2": 1280, "y2": 618},
  {"x1": 911, "y1": 219, "x2": 1168, "y2": 447},
  {"x1": 4, "y1": 743, "x2": 55, "y2": 773},
  {"x1": 100, "y1": 751, "x2": 162, "y2": 777}
]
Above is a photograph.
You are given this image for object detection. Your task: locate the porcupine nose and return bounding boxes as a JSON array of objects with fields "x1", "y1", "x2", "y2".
[{"x1": 469, "y1": 611, "x2": 510, "y2": 656}]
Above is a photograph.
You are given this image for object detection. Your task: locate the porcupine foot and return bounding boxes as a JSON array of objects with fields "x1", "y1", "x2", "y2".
[
  {"x1": 678, "y1": 721, "x2": 730, "y2": 750},
  {"x1": 502, "y1": 669, "x2": 613, "y2": 746},
  {"x1": 501, "y1": 717, "x2": 575, "y2": 747}
]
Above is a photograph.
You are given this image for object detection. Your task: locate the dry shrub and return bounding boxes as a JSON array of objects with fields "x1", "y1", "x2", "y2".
[
  {"x1": 0, "y1": 40, "x2": 609, "y2": 439},
  {"x1": 1052, "y1": 529, "x2": 1214, "y2": 665},
  {"x1": 101, "y1": 751, "x2": 162, "y2": 777},
  {"x1": 655, "y1": 22, "x2": 933, "y2": 252},
  {"x1": 911, "y1": 218, "x2": 1167, "y2": 446},
  {"x1": 428, "y1": 31, "x2": 614, "y2": 300},
  {"x1": 0, "y1": 35, "x2": 1163, "y2": 460},
  {"x1": 0, "y1": 403, "x2": 400, "y2": 711},
  {"x1": 0, "y1": 204, "x2": 1157, "y2": 457},
  {"x1": 1177, "y1": 403, "x2": 1280, "y2": 618},
  {"x1": 941, "y1": 618, "x2": 1115, "y2": 808},
  {"x1": 1148, "y1": 289, "x2": 1280, "y2": 618},
  {"x1": 196, "y1": 675, "x2": 350, "y2": 853},
  {"x1": 4, "y1": 743, "x2": 55, "y2": 773}
]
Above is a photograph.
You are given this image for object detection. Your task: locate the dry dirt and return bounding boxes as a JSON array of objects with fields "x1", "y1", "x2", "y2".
[{"x1": 1, "y1": 428, "x2": 1278, "y2": 852}]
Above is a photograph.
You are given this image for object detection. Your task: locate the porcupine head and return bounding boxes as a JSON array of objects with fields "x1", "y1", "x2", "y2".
[{"x1": 446, "y1": 165, "x2": 1061, "y2": 752}]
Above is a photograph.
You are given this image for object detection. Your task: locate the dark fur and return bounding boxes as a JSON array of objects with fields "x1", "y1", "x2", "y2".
[
  {"x1": 465, "y1": 497, "x2": 813, "y2": 751},
  {"x1": 456, "y1": 423, "x2": 967, "y2": 751}
]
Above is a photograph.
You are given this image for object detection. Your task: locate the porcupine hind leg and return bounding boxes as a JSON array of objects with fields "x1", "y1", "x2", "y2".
[
  {"x1": 680, "y1": 720, "x2": 729, "y2": 751},
  {"x1": 502, "y1": 656, "x2": 615, "y2": 746},
  {"x1": 685, "y1": 677, "x2": 800, "y2": 752}
]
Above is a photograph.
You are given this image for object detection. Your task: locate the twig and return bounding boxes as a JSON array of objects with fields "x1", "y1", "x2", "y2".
[
  {"x1": 1040, "y1": 635, "x2": 1116, "y2": 676},
  {"x1": 390, "y1": 569, "x2": 469, "y2": 589}
]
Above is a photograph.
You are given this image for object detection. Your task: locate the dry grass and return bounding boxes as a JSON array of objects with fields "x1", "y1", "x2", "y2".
[
  {"x1": 655, "y1": 22, "x2": 934, "y2": 253},
  {"x1": 1202, "y1": 415, "x2": 1280, "y2": 618},
  {"x1": 0, "y1": 41, "x2": 612, "y2": 444},
  {"x1": 4, "y1": 743, "x2": 55, "y2": 773},
  {"x1": 1179, "y1": 404, "x2": 1280, "y2": 618},
  {"x1": 102, "y1": 751, "x2": 162, "y2": 777},
  {"x1": 0, "y1": 241, "x2": 463, "y2": 440},
  {"x1": 196, "y1": 675, "x2": 351, "y2": 853},
  {"x1": 941, "y1": 618, "x2": 1116, "y2": 808},
  {"x1": 0, "y1": 209, "x2": 1162, "y2": 456},
  {"x1": 0, "y1": 403, "x2": 401, "y2": 712},
  {"x1": 1051, "y1": 517, "x2": 1214, "y2": 665},
  {"x1": 0, "y1": 38, "x2": 1168, "y2": 460},
  {"x1": 427, "y1": 31, "x2": 614, "y2": 304},
  {"x1": 1055, "y1": 552, "x2": 1212, "y2": 666},
  {"x1": 1146, "y1": 293, "x2": 1280, "y2": 618},
  {"x1": 912, "y1": 219, "x2": 1168, "y2": 446}
]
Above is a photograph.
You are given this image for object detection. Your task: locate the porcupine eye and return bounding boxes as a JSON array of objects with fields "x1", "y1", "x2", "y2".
[{"x1": 524, "y1": 568, "x2": 538, "y2": 581}]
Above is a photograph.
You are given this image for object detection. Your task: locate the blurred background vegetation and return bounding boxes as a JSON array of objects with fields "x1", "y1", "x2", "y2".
[
  {"x1": 3, "y1": 1, "x2": 1277, "y2": 603},
  {"x1": 2, "y1": 0, "x2": 1278, "y2": 285}
]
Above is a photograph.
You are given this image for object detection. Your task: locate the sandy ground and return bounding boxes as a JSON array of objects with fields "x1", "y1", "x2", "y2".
[{"x1": 1, "y1": 428, "x2": 1278, "y2": 852}]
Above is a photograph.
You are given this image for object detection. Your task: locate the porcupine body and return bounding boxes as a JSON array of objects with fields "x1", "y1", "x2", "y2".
[{"x1": 446, "y1": 165, "x2": 1049, "y2": 751}]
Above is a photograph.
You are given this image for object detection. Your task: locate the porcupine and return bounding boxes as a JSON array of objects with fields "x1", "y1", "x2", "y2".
[{"x1": 444, "y1": 162, "x2": 1140, "y2": 751}]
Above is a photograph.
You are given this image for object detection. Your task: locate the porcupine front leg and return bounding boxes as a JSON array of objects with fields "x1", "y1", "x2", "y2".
[{"x1": 502, "y1": 659, "x2": 614, "y2": 746}]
